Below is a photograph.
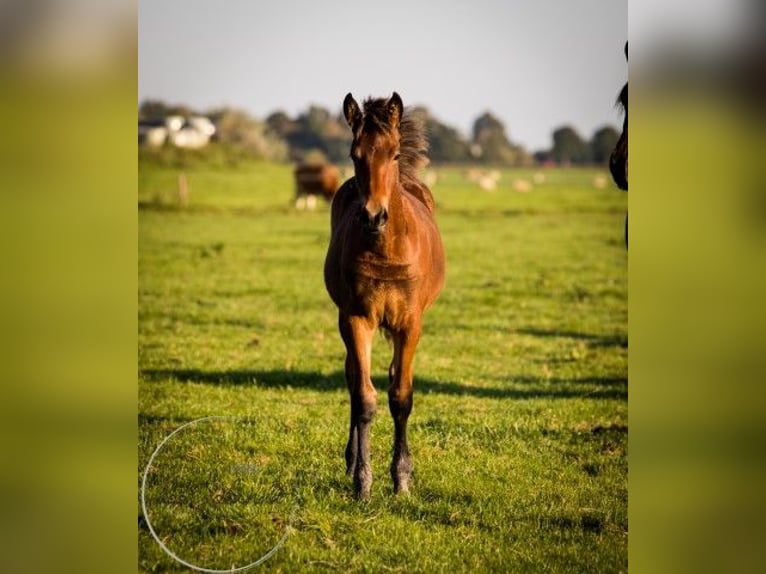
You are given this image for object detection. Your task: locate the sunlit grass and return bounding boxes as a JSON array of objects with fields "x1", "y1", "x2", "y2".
[{"x1": 139, "y1": 162, "x2": 627, "y2": 572}]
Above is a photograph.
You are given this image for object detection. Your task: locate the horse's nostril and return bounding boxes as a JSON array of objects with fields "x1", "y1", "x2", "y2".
[{"x1": 361, "y1": 207, "x2": 388, "y2": 232}]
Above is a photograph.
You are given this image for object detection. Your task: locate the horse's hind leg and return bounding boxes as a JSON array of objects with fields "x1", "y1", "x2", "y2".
[
  {"x1": 339, "y1": 313, "x2": 377, "y2": 500},
  {"x1": 388, "y1": 322, "x2": 421, "y2": 494}
]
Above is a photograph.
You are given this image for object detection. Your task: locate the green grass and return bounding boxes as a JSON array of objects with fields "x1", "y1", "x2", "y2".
[{"x1": 139, "y1": 161, "x2": 627, "y2": 572}]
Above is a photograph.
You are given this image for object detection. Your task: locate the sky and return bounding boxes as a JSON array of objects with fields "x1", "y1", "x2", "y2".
[{"x1": 139, "y1": 0, "x2": 627, "y2": 152}]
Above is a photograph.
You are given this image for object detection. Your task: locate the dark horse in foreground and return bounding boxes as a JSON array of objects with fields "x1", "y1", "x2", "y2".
[
  {"x1": 610, "y1": 42, "x2": 628, "y2": 246},
  {"x1": 324, "y1": 93, "x2": 445, "y2": 499}
]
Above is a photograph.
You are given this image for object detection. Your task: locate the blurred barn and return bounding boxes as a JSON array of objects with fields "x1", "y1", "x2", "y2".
[{"x1": 138, "y1": 115, "x2": 216, "y2": 149}]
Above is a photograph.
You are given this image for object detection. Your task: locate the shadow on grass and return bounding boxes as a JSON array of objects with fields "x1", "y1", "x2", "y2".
[
  {"x1": 140, "y1": 368, "x2": 627, "y2": 401},
  {"x1": 138, "y1": 200, "x2": 293, "y2": 217},
  {"x1": 516, "y1": 328, "x2": 628, "y2": 349},
  {"x1": 439, "y1": 207, "x2": 525, "y2": 219}
]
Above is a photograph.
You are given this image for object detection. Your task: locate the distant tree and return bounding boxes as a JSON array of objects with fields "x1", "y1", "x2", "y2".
[
  {"x1": 303, "y1": 106, "x2": 332, "y2": 134},
  {"x1": 471, "y1": 112, "x2": 528, "y2": 165},
  {"x1": 551, "y1": 125, "x2": 590, "y2": 165},
  {"x1": 472, "y1": 112, "x2": 510, "y2": 164},
  {"x1": 511, "y1": 145, "x2": 535, "y2": 167},
  {"x1": 265, "y1": 110, "x2": 294, "y2": 138},
  {"x1": 589, "y1": 125, "x2": 620, "y2": 165},
  {"x1": 281, "y1": 105, "x2": 352, "y2": 163},
  {"x1": 409, "y1": 107, "x2": 470, "y2": 164},
  {"x1": 139, "y1": 100, "x2": 169, "y2": 119},
  {"x1": 212, "y1": 107, "x2": 288, "y2": 161},
  {"x1": 139, "y1": 99, "x2": 195, "y2": 120}
]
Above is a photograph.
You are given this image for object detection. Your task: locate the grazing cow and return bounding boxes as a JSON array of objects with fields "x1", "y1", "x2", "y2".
[
  {"x1": 610, "y1": 42, "x2": 628, "y2": 246},
  {"x1": 294, "y1": 163, "x2": 340, "y2": 209}
]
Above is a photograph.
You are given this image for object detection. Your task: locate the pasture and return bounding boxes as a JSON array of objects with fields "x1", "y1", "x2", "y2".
[{"x1": 138, "y1": 161, "x2": 627, "y2": 572}]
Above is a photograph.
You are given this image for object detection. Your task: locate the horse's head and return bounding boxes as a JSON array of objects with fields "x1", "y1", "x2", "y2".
[
  {"x1": 610, "y1": 42, "x2": 628, "y2": 191},
  {"x1": 343, "y1": 92, "x2": 404, "y2": 233}
]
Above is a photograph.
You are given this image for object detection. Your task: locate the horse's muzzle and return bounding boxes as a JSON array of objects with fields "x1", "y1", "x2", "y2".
[{"x1": 360, "y1": 207, "x2": 389, "y2": 234}]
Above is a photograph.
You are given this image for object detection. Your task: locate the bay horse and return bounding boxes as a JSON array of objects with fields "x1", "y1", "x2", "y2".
[
  {"x1": 324, "y1": 92, "x2": 445, "y2": 499},
  {"x1": 610, "y1": 42, "x2": 628, "y2": 246}
]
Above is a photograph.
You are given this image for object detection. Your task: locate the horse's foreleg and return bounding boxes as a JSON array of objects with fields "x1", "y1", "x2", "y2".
[
  {"x1": 339, "y1": 313, "x2": 377, "y2": 500},
  {"x1": 344, "y1": 352, "x2": 358, "y2": 476},
  {"x1": 388, "y1": 322, "x2": 421, "y2": 494}
]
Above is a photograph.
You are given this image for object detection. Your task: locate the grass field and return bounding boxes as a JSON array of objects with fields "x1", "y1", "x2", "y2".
[{"x1": 138, "y1": 161, "x2": 628, "y2": 573}]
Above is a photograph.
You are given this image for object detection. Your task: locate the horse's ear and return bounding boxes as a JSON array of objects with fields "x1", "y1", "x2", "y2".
[
  {"x1": 388, "y1": 92, "x2": 403, "y2": 128},
  {"x1": 343, "y1": 93, "x2": 361, "y2": 128}
]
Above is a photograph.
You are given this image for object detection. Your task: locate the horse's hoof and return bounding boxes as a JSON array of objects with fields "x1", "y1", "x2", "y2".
[
  {"x1": 354, "y1": 487, "x2": 372, "y2": 501},
  {"x1": 393, "y1": 477, "x2": 411, "y2": 495},
  {"x1": 354, "y1": 470, "x2": 372, "y2": 501},
  {"x1": 391, "y1": 459, "x2": 413, "y2": 495}
]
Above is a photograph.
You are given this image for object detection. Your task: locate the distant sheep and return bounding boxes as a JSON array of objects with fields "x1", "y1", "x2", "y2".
[
  {"x1": 478, "y1": 175, "x2": 497, "y2": 191},
  {"x1": 422, "y1": 170, "x2": 438, "y2": 187},
  {"x1": 473, "y1": 170, "x2": 501, "y2": 191},
  {"x1": 512, "y1": 179, "x2": 532, "y2": 192},
  {"x1": 593, "y1": 175, "x2": 608, "y2": 189}
]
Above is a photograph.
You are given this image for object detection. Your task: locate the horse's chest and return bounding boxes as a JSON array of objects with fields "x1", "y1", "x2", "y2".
[{"x1": 347, "y1": 261, "x2": 419, "y2": 323}]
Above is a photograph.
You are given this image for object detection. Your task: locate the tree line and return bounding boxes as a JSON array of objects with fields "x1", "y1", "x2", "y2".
[{"x1": 139, "y1": 99, "x2": 619, "y2": 167}]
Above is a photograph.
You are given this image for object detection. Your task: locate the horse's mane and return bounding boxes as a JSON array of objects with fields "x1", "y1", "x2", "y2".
[
  {"x1": 361, "y1": 97, "x2": 434, "y2": 210},
  {"x1": 616, "y1": 83, "x2": 628, "y2": 112}
]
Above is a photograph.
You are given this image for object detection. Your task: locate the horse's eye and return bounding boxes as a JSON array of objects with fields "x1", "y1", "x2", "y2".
[{"x1": 393, "y1": 152, "x2": 401, "y2": 161}]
